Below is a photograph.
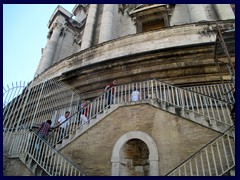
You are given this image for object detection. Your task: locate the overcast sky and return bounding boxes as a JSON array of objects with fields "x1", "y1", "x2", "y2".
[{"x1": 3, "y1": 4, "x2": 76, "y2": 88}]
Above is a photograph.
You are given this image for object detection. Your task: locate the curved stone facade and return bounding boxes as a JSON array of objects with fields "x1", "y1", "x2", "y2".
[
  {"x1": 34, "y1": 4, "x2": 235, "y2": 100},
  {"x1": 35, "y1": 21, "x2": 235, "y2": 99},
  {"x1": 4, "y1": 4, "x2": 235, "y2": 176}
]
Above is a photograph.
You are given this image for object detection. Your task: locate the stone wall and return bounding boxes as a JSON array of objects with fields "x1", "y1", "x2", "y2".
[
  {"x1": 61, "y1": 103, "x2": 220, "y2": 176},
  {"x1": 34, "y1": 21, "x2": 234, "y2": 100},
  {"x1": 115, "y1": 7, "x2": 136, "y2": 39},
  {"x1": 53, "y1": 27, "x2": 80, "y2": 64},
  {"x1": 4, "y1": 158, "x2": 34, "y2": 176}
]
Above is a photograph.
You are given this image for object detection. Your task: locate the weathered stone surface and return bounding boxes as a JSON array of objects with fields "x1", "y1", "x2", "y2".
[
  {"x1": 34, "y1": 21, "x2": 234, "y2": 100},
  {"x1": 4, "y1": 158, "x2": 34, "y2": 176},
  {"x1": 61, "y1": 103, "x2": 220, "y2": 175}
]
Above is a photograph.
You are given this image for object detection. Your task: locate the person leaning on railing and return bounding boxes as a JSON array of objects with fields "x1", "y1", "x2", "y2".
[
  {"x1": 34, "y1": 119, "x2": 52, "y2": 152},
  {"x1": 36, "y1": 120, "x2": 52, "y2": 141}
]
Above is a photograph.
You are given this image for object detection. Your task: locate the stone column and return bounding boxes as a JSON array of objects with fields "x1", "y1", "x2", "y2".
[
  {"x1": 99, "y1": 4, "x2": 115, "y2": 43},
  {"x1": 213, "y1": 4, "x2": 235, "y2": 20},
  {"x1": 81, "y1": 4, "x2": 98, "y2": 50},
  {"x1": 34, "y1": 56, "x2": 43, "y2": 77},
  {"x1": 38, "y1": 22, "x2": 62, "y2": 73},
  {"x1": 187, "y1": 4, "x2": 208, "y2": 22}
]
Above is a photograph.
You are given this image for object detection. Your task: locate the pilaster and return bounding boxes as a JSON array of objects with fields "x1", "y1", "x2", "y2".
[
  {"x1": 187, "y1": 4, "x2": 208, "y2": 22},
  {"x1": 214, "y1": 4, "x2": 235, "y2": 20},
  {"x1": 99, "y1": 4, "x2": 115, "y2": 43},
  {"x1": 38, "y1": 22, "x2": 62, "y2": 73},
  {"x1": 81, "y1": 4, "x2": 98, "y2": 50}
]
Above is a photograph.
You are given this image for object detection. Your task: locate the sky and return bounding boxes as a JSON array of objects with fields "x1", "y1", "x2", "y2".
[{"x1": 3, "y1": 4, "x2": 76, "y2": 88}]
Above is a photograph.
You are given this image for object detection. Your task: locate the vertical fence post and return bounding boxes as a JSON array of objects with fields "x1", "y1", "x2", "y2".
[
  {"x1": 13, "y1": 82, "x2": 32, "y2": 132},
  {"x1": 30, "y1": 81, "x2": 46, "y2": 128}
]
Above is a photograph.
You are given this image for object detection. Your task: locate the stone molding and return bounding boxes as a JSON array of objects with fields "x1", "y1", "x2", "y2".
[{"x1": 111, "y1": 131, "x2": 159, "y2": 176}]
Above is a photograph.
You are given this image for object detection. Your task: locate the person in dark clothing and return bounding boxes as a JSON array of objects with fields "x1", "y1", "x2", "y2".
[
  {"x1": 36, "y1": 120, "x2": 52, "y2": 141},
  {"x1": 34, "y1": 120, "x2": 52, "y2": 154}
]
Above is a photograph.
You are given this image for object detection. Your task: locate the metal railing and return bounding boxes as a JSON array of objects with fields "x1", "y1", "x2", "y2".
[
  {"x1": 49, "y1": 79, "x2": 233, "y2": 147},
  {"x1": 184, "y1": 83, "x2": 235, "y2": 104},
  {"x1": 153, "y1": 80, "x2": 233, "y2": 127},
  {"x1": 3, "y1": 78, "x2": 81, "y2": 145},
  {"x1": 4, "y1": 79, "x2": 234, "y2": 176},
  {"x1": 9, "y1": 131, "x2": 85, "y2": 176},
  {"x1": 166, "y1": 126, "x2": 235, "y2": 176},
  {"x1": 4, "y1": 79, "x2": 233, "y2": 148}
]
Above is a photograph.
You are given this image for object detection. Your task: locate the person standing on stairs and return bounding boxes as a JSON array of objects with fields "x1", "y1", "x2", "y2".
[
  {"x1": 57, "y1": 111, "x2": 70, "y2": 143},
  {"x1": 36, "y1": 120, "x2": 52, "y2": 141},
  {"x1": 131, "y1": 87, "x2": 140, "y2": 102},
  {"x1": 34, "y1": 120, "x2": 52, "y2": 153},
  {"x1": 79, "y1": 99, "x2": 89, "y2": 125},
  {"x1": 104, "y1": 80, "x2": 117, "y2": 108}
]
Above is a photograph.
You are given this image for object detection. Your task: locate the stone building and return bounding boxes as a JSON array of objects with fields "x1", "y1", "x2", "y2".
[{"x1": 3, "y1": 4, "x2": 235, "y2": 176}]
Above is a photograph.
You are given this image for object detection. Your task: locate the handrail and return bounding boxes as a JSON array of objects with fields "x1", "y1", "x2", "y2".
[
  {"x1": 153, "y1": 79, "x2": 233, "y2": 126},
  {"x1": 5, "y1": 79, "x2": 235, "y2": 176},
  {"x1": 46, "y1": 79, "x2": 233, "y2": 147},
  {"x1": 155, "y1": 80, "x2": 234, "y2": 105},
  {"x1": 184, "y1": 83, "x2": 235, "y2": 104},
  {"x1": 166, "y1": 125, "x2": 235, "y2": 176},
  {"x1": 52, "y1": 87, "x2": 112, "y2": 129},
  {"x1": 9, "y1": 131, "x2": 85, "y2": 176}
]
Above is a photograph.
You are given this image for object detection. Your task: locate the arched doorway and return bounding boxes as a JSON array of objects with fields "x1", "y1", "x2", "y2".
[
  {"x1": 111, "y1": 131, "x2": 159, "y2": 176},
  {"x1": 121, "y1": 139, "x2": 149, "y2": 176}
]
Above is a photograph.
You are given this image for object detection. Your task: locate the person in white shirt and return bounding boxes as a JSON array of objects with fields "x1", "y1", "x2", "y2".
[
  {"x1": 131, "y1": 88, "x2": 140, "y2": 102},
  {"x1": 80, "y1": 99, "x2": 89, "y2": 124},
  {"x1": 57, "y1": 111, "x2": 70, "y2": 142}
]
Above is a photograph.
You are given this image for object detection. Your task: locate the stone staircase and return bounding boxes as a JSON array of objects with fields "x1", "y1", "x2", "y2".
[
  {"x1": 150, "y1": 99, "x2": 232, "y2": 134},
  {"x1": 4, "y1": 79, "x2": 235, "y2": 176},
  {"x1": 55, "y1": 104, "x2": 119, "y2": 150},
  {"x1": 20, "y1": 153, "x2": 84, "y2": 176},
  {"x1": 51, "y1": 98, "x2": 235, "y2": 176},
  {"x1": 8, "y1": 131, "x2": 85, "y2": 176},
  {"x1": 166, "y1": 126, "x2": 235, "y2": 176},
  {"x1": 54, "y1": 100, "x2": 232, "y2": 152}
]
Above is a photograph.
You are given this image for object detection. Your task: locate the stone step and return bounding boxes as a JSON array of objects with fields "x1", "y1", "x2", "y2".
[{"x1": 151, "y1": 100, "x2": 231, "y2": 133}]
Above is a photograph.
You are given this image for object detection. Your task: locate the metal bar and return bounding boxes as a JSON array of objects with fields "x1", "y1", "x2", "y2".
[
  {"x1": 216, "y1": 23, "x2": 235, "y2": 81},
  {"x1": 189, "y1": 160, "x2": 193, "y2": 176},
  {"x1": 222, "y1": 136, "x2": 230, "y2": 169},
  {"x1": 205, "y1": 148, "x2": 212, "y2": 176},
  {"x1": 216, "y1": 141, "x2": 224, "y2": 174},
  {"x1": 200, "y1": 152, "x2": 205, "y2": 176},
  {"x1": 194, "y1": 157, "x2": 199, "y2": 176},
  {"x1": 210, "y1": 144, "x2": 218, "y2": 175},
  {"x1": 226, "y1": 133, "x2": 235, "y2": 165},
  {"x1": 31, "y1": 81, "x2": 46, "y2": 128}
]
